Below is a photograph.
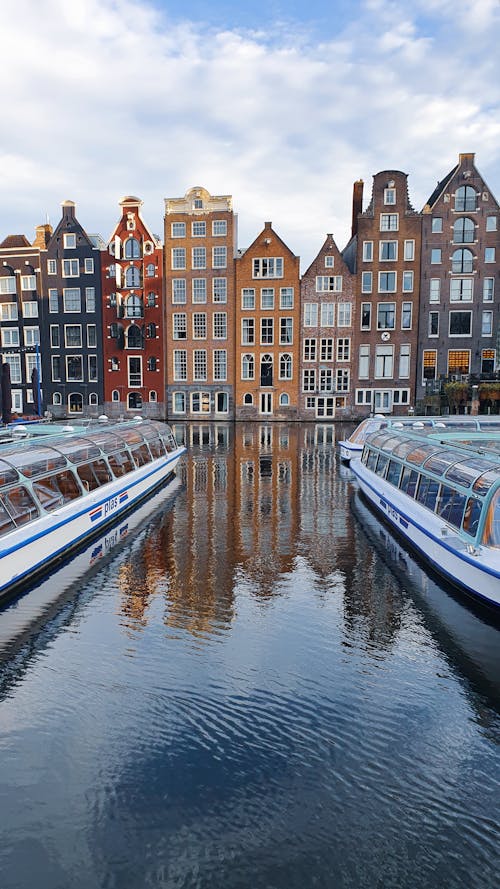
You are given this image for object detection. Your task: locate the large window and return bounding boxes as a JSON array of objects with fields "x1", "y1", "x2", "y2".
[
  {"x1": 242, "y1": 354, "x2": 254, "y2": 380},
  {"x1": 193, "y1": 313, "x2": 207, "y2": 339},
  {"x1": 375, "y1": 345, "x2": 394, "y2": 378},
  {"x1": 280, "y1": 287, "x2": 294, "y2": 308},
  {"x1": 450, "y1": 279, "x2": 473, "y2": 302},
  {"x1": 453, "y1": 217, "x2": 475, "y2": 243},
  {"x1": 336, "y1": 338, "x2": 349, "y2": 361},
  {"x1": 455, "y1": 186, "x2": 476, "y2": 212},
  {"x1": 399, "y1": 344, "x2": 410, "y2": 378},
  {"x1": 483, "y1": 278, "x2": 494, "y2": 302},
  {"x1": 279, "y1": 353, "x2": 292, "y2": 380},
  {"x1": 192, "y1": 221, "x2": 206, "y2": 237},
  {"x1": 65, "y1": 325, "x2": 82, "y2": 348},
  {"x1": 429, "y1": 312, "x2": 439, "y2": 336},
  {"x1": 128, "y1": 356, "x2": 142, "y2": 387},
  {"x1": 86, "y1": 287, "x2": 96, "y2": 312},
  {"x1": 359, "y1": 345, "x2": 370, "y2": 378},
  {"x1": 0, "y1": 302, "x2": 18, "y2": 320},
  {"x1": 193, "y1": 350, "x2": 207, "y2": 381},
  {"x1": 192, "y1": 279, "x2": 207, "y2": 303},
  {"x1": 62, "y1": 259, "x2": 79, "y2": 277},
  {"x1": 1, "y1": 327, "x2": 19, "y2": 347},
  {"x1": 449, "y1": 311, "x2": 472, "y2": 336},
  {"x1": 192, "y1": 247, "x2": 206, "y2": 269},
  {"x1": 67, "y1": 356, "x2": 83, "y2": 381},
  {"x1": 124, "y1": 238, "x2": 140, "y2": 259},
  {"x1": 261, "y1": 288, "x2": 274, "y2": 309},
  {"x1": 452, "y1": 248, "x2": 473, "y2": 273},
  {"x1": 377, "y1": 302, "x2": 395, "y2": 330},
  {"x1": 303, "y1": 338, "x2": 316, "y2": 361},
  {"x1": 172, "y1": 248, "x2": 186, "y2": 269},
  {"x1": 302, "y1": 369, "x2": 316, "y2": 392},
  {"x1": 213, "y1": 247, "x2": 227, "y2": 268},
  {"x1": 337, "y1": 303, "x2": 352, "y2": 327},
  {"x1": 213, "y1": 278, "x2": 227, "y2": 303},
  {"x1": 63, "y1": 288, "x2": 81, "y2": 312},
  {"x1": 212, "y1": 220, "x2": 227, "y2": 236},
  {"x1": 261, "y1": 318, "x2": 274, "y2": 344},
  {"x1": 125, "y1": 266, "x2": 140, "y2": 288},
  {"x1": 448, "y1": 350, "x2": 470, "y2": 375},
  {"x1": 482, "y1": 310, "x2": 493, "y2": 336},
  {"x1": 361, "y1": 303, "x2": 371, "y2": 329},
  {"x1": 0, "y1": 277, "x2": 16, "y2": 295},
  {"x1": 380, "y1": 214, "x2": 398, "y2": 231},
  {"x1": 320, "y1": 303, "x2": 335, "y2": 326},
  {"x1": 3, "y1": 354, "x2": 21, "y2": 383},
  {"x1": 213, "y1": 312, "x2": 227, "y2": 339},
  {"x1": 252, "y1": 258, "x2": 283, "y2": 278},
  {"x1": 242, "y1": 318, "x2": 255, "y2": 344},
  {"x1": 429, "y1": 279, "x2": 440, "y2": 303},
  {"x1": 172, "y1": 279, "x2": 186, "y2": 303},
  {"x1": 304, "y1": 303, "x2": 318, "y2": 326},
  {"x1": 173, "y1": 350, "x2": 187, "y2": 380},
  {"x1": 378, "y1": 272, "x2": 396, "y2": 292},
  {"x1": 379, "y1": 241, "x2": 397, "y2": 261},
  {"x1": 280, "y1": 318, "x2": 293, "y2": 344},
  {"x1": 242, "y1": 288, "x2": 255, "y2": 309},
  {"x1": 173, "y1": 313, "x2": 187, "y2": 340},
  {"x1": 213, "y1": 350, "x2": 227, "y2": 380},
  {"x1": 171, "y1": 222, "x2": 186, "y2": 237},
  {"x1": 316, "y1": 276, "x2": 342, "y2": 292},
  {"x1": 423, "y1": 350, "x2": 437, "y2": 380}
]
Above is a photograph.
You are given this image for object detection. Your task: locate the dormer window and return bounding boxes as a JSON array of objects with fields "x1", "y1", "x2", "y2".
[
  {"x1": 64, "y1": 233, "x2": 76, "y2": 248},
  {"x1": 194, "y1": 198, "x2": 203, "y2": 209}
]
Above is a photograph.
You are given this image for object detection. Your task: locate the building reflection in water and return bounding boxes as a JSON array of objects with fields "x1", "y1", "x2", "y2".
[{"x1": 117, "y1": 421, "x2": 403, "y2": 651}]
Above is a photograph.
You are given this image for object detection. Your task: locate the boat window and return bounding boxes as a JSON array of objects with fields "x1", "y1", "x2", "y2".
[
  {"x1": 424, "y1": 451, "x2": 462, "y2": 476},
  {"x1": 33, "y1": 470, "x2": 81, "y2": 511},
  {"x1": 5, "y1": 446, "x2": 67, "y2": 478},
  {"x1": 369, "y1": 432, "x2": 399, "y2": 450},
  {"x1": 0, "y1": 497, "x2": 17, "y2": 536},
  {"x1": 349, "y1": 419, "x2": 386, "y2": 444},
  {"x1": 3, "y1": 486, "x2": 39, "y2": 526},
  {"x1": 392, "y1": 439, "x2": 422, "y2": 460},
  {"x1": 0, "y1": 460, "x2": 19, "y2": 487},
  {"x1": 85, "y1": 432, "x2": 127, "y2": 455},
  {"x1": 445, "y1": 458, "x2": 494, "y2": 489},
  {"x1": 54, "y1": 437, "x2": 101, "y2": 464},
  {"x1": 116, "y1": 429, "x2": 145, "y2": 446},
  {"x1": 107, "y1": 450, "x2": 135, "y2": 477},
  {"x1": 366, "y1": 450, "x2": 378, "y2": 471},
  {"x1": 147, "y1": 437, "x2": 165, "y2": 459},
  {"x1": 130, "y1": 444, "x2": 152, "y2": 467},
  {"x1": 416, "y1": 476, "x2": 440, "y2": 511},
  {"x1": 400, "y1": 467, "x2": 419, "y2": 498},
  {"x1": 375, "y1": 454, "x2": 389, "y2": 477},
  {"x1": 478, "y1": 421, "x2": 500, "y2": 431},
  {"x1": 77, "y1": 460, "x2": 112, "y2": 492},
  {"x1": 472, "y1": 469, "x2": 500, "y2": 496},
  {"x1": 482, "y1": 490, "x2": 500, "y2": 547},
  {"x1": 462, "y1": 497, "x2": 482, "y2": 538},
  {"x1": 436, "y1": 485, "x2": 466, "y2": 529},
  {"x1": 386, "y1": 460, "x2": 402, "y2": 486},
  {"x1": 407, "y1": 444, "x2": 442, "y2": 466}
]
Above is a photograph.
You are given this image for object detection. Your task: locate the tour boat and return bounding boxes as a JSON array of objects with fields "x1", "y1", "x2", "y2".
[
  {"x1": 350, "y1": 428, "x2": 500, "y2": 607},
  {"x1": 338, "y1": 415, "x2": 500, "y2": 463},
  {"x1": 0, "y1": 418, "x2": 186, "y2": 602}
]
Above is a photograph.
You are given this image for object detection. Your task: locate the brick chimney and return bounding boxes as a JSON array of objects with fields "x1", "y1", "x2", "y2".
[
  {"x1": 351, "y1": 180, "x2": 364, "y2": 237},
  {"x1": 32, "y1": 223, "x2": 53, "y2": 249}
]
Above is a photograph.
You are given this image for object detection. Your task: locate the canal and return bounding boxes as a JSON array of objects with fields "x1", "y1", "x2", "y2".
[{"x1": 0, "y1": 422, "x2": 499, "y2": 889}]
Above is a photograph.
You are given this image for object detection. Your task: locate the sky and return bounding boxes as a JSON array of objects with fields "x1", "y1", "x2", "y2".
[{"x1": 2, "y1": 0, "x2": 500, "y2": 268}]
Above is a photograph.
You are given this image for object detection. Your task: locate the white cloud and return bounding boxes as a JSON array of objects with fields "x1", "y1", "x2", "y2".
[{"x1": 1, "y1": 0, "x2": 499, "y2": 266}]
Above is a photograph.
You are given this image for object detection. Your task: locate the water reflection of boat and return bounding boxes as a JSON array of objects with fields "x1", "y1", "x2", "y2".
[
  {"x1": 351, "y1": 491, "x2": 500, "y2": 704},
  {"x1": 0, "y1": 419, "x2": 185, "y2": 602},
  {"x1": 0, "y1": 475, "x2": 182, "y2": 657}
]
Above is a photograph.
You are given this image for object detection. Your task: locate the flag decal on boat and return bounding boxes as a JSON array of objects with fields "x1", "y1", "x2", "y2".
[{"x1": 90, "y1": 506, "x2": 103, "y2": 522}]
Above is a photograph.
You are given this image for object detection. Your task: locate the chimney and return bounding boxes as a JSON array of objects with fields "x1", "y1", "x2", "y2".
[
  {"x1": 351, "y1": 180, "x2": 364, "y2": 237},
  {"x1": 459, "y1": 153, "x2": 475, "y2": 164},
  {"x1": 32, "y1": 223, "x2": 53, "y2": 249}
]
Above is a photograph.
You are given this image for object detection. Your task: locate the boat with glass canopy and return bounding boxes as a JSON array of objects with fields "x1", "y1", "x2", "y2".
[
  {"x1": 0, "y1": 418, "x2": 186, "y2": 602},
  {"x1": 350, "y1": 428, "x2": 500, "y2": 607}
]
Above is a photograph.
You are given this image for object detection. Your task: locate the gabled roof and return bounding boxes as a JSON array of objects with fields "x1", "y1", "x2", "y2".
[
  {"x1": 425, "y1": 164, "x2": 458, "y2": 209},
  {"x1": 0, "y1": 235, "x2": 31, "y2": 249}
]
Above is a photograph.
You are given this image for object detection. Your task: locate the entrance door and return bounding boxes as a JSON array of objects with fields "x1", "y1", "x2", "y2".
[
  {"x1": 316, "y1": 397, "x2": 335, "y2": 418},
  {"x1": 260, "y1": 354, "x2": 273, "y2": 387},
  {"x1": 260, "y1": 392, "x2": 273, "y2": 414},
  {"x1": 374, "y1": 390, "x2": 392, "y2": 412}
]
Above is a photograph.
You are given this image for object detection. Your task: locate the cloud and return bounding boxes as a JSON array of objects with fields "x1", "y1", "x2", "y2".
[{"x1": 1, "y1": 0, "x2": 499, "y2": 266}]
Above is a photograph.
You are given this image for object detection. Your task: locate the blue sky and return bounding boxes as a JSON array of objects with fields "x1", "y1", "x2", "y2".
[{"x1": 2, "y1": 0, "x2": 500, "y2": 267}]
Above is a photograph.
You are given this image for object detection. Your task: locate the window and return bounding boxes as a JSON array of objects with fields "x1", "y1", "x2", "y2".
[
  {"x1": 336, "y1": 369, "x2": 350, "y2": 391},
  {"x1": 303, "y1": 338, "x2": 316, "y2": 361},
  {"x1": 47, "y1": 259, "x2": 57, "y2": 275},
  {"x1": 193, "y1": 350, "x2": 207, "y2": 381},
  {"x1": 51, "y1": 356, "x2": 61, "y2": 381},
  {"x1": 380, "y1": 214, "x2": 398, "y2": 231},
  {"x1": 128, "y1": 356, "x2": 142, "y2": 387},
  {"x1": 85, "y1": 287, "x2": 96, "y2": 312},
  {"x1": 125, "y1": 266, "x2": 140, "y2": 288},
  {"x1": 66, "y1": 355, "x2": 83, "y2": 381},
  {"x1": 377, "y1": 303, "x2": 395, "y2": 329},
  {"x1": 213, "y1": 247, "x2": 227, "y2": 268},
  {"x1": 379, "y1": 241, "x2": 397, "y2": 261},
  {"x1": 304, "y1": 303, "x2": 318, "y2": 326},
  {"x1": 452, "y1": 248, "x2": 473, "y2": 273},
  {"x1": 423, "y1": 350, "x2": 437, "y2": 380},
  {"x1": 378, "y1": 272, "x2": 396, "y2": 292},
  {"x1": 363, "y1": 241, "x2": 373, "y2": 261},
  {"x1": 243, "y1": 393, "x2": 253, "y2": 405},
  {"x1": 112, "y1": 390, "x2": 120, "y2": 402},
  {"x1": 147, "y1": 263, "x2": 155, "y2": 277},
  {"x1": 375, "y1": 345, "x2": 394, "y2": 378},
  {"x1": 213, "y1": 312, "x2": 227, "y2": 339},
  {"x1": 213, "y1": 278, "x2": 227, "y2": 303},
  {"x1": 110, "y1": 357, "x2": 119, "y2": 371},
  {"x1": 320, "y1": 303, "x2": 334, "y2": 326},
  {"x1": 429, "y1": 279, "x2": 440, "y2": 303},
  {"x1": 63, "y1": 259, "x2": 79, "y2": 277},
  {"x1": 399, "y1": 344, "x2": 410, "y2": 378},
  {"x1": 261, "y1": 318, "x2": 274, "y2": 344},
  {"x1": 319, "y1": 369, "x2": 333, "y2": 392},
  {"x1": 173, "y1": 313, "x2": 187, "y2": 340},
  {"x1": 1, "y1": 328, "x2": 19, "y2": 347},
  {"x1": 431, "y1": 218, "x2": 443, "y2": 233},
  {"x1": 124, "y1": 294, "x2": 143, "y2": 318},
  {"x1": 4, "y1": 354, "x2": 21, "y2": 383},
  {"x1": 453, "y1": 217, "x2": 475, "y2": 243},
  {"x1": 404, "y1": 240, "x2": 415, "y2": 261},
  {"x1": 173, "y1": 350, "x2": 187, "y2": 380},
  {"x1": 146, "y1": 322, "x2": 156, "y2": 339},
  {"x1": 359, "y1": 345, "x2": 370, "y2": 379},
  {"x1": 214, "y1": 350, "x2": 227, "y2": 380},
  {"x1": 324, "y1": 255, "x2": 334, "y2": 268},
  {"x1": 280, "y1": 287, "x2": 294, "y2": 308},
  {"x1": 486, "y1": 216, "x2": 497, "y2": 231},
  {"x1": 252, "y1": 257, "x2": 283, "y2": 278},
  {"x1": 261, "y1": 288, "x2": 274, "y2": 309},
  {"x1": 192, "y1": 279, "x2": 207, "y2": 303},
  {"x1": 212, "y1": 220, "x2": 227, "y2": 236},
  {"x1": 0, "y1": 278, "x2": 16, "y2": 297},
  {"x1": 21, "y1": 300, "x2": 38, "y2": 319},
  {"x1": 64, "y1": 233, "x2": 76, "y2": 248},
  {"x1": 384, "y1": 187, "x2": 396, "y2": 205},
  {"x1": 21, "y1": 275, "x2": 36, "y2": 291},
  {"x1": 126, "y1": 323, "x2": 142, "y2": 349},
  {"x1": 429, "y1": 312, "x2": 439, "y2": 336},
  {"x1": 172, "y1": 248, "x2": 186, "y2": 269},
  {"x1": 193, "y1": 313, "x2": 207, "y2": 339},
  {"x1": 448, "y1": 350, "x2": 470, "y2": 375},
  {"x1": 0, "y1": 302, "x2": 18, "y2": 322},
  {"x1": 172, "y1": 279, "x2": 186, "y2": 303},
  {"x1": 173, "y1": 392, "x2": 186, "y2": 413},
  {"x1": 361, "y1": 303, "x2": 371, "y2": 330},
  {"x1": 88, "y1": 355, "x2": 98, "y2": 381},
  {"x1": 279, "y1": 393, "x2": 290, "y2": 406},
  {"x1": 149, "y1": 391, "x2": 157, "y2": 403},
  {"x1": 320, "y1": 338, "x2": 334, "y2": 362},
  {"x1": 87, "y1": 325, "x2": 97, "y2": 348},
  {"x1": 431, "y1": 249, "x2": 441, "y2": 264},
  {"x1": 483, "y1": 278, "x2": 494, "y2": 302},
  {"x1": 192, "y1": 221, "x2": 206, "y2": 237},
  {"x1": 455, "y1": 186, "x2": 476, "y2": 212},
  {"x1": 403, "y1": 271, "x2": 414, "y2": 292},
  {"x1": 65, "y1": 325, "x2": 82, "y2": 348},
  {"x1": 280, "y1": 317, "x2": 293, "y2": 344},
  {"x1": 337, "y1": 303, "x2": 352, "y2": 326},
  {"x1": 336, "y1": 338, "x2": 349, "y2": 361},
  {"x1": 316, "y1": 276, "x2": 342, "y2": 292},
  {"x1": 482, "y1": 311, "x2": 493, "y2": 336},
  {"x1": 279, "y1": 353, "x2": 292, "y2": 379},
  {"x1": 485, "y1": 247, "x2": 496, "y2": 263},
  {"x1": 401, "y1": 302, "x2": 412, "y2": 329},
  {"x1": 449, "y1": 311, "x2": 472, "y2": 336},
  {"x1": 84, "y1": 258, "x2": 95, "y2": 274},
  {"x1": 481, "y1": 349, "x2": 495, "y2": 374},
  {"x1": 194, "y1": 198, "x2": 203, "y2": 209},
  {"x1": 190, "y1": 392, "x2": 210, "y2": 414},
  {"x1": 25, "y1": 354, "x2": 39, "y2": 382},
  {"x1": 242, "y1": 318, "x2": 255, "y2": 344},
  {"x1": 242, "y1": 354, "x2": 254, "y2": 380},
  {"x1": 450, "y1": 278, "x2": 473, "y2": 302},
  {"x1": 242, "y1": 288, "x2": 255, "y2": 309},
  {"x1": 362, "y1": 271, "x2": 372, "y2": 293},
  {"x1": 192, "y1": 247, "x2": 206, "y2": 269},
  {"x1": 171, "y1": 222, "x2": 186, "y2": 237},
  {"x1": 302, "y1": 369, "x2": 316, "y2": 392},
  {"x1": 63, "y1": 288, "x2": 81, "y2": 312}
]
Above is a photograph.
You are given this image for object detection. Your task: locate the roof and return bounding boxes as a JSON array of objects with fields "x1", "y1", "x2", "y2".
[
  {"x1": 426, "y1": 165, "x2": 458, "y2": 208},
  {"x1": 0, "y1": 235, "x2": 31, "y2": 249}
]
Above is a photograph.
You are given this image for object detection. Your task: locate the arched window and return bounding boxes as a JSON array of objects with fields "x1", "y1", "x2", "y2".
[
  {"x1": 125, "y1": 294, "x2": 143, "y2": 317},
  {"x1": 89, "y1": 393, "x2": 98, "y2": 406},
  {"x1": 279, "y1": 353, "x2": 292, "y2": 379},
  {"x1": 452, "y1": 248, "x2": 473, "y2": 273},
  {"x1": 68, "y1": 393, "x2": 83, "y2": 414},
  {"x1": 242, "y1": 353, "x2": 254, "y2": 380},
  {"x1": 279, "y1": 393, "x2": 290, "y2": 406},
  {"x1": 149, "y1": 391, "x2": 157, "y2": 402},
  {"x1": 125, "y1": 266, "x2": 140, "y2": 287},
  {"x1": 453, "y1": 217, "x2": 475, "y2": 243},
  {"x1": 53, "y1": 392, "x2": 62, "y2": 405},
  {"x1": 260, "y1": 354, "x2": 273, "y2": 387},
  {"x1": 112, "y1": 389, "x2": 120, "y2": 402},
  {"x1": 454, "y1": 186, "x2": 477, "y2": 212},
  {"x1": 243, "y1": 393, "x2": 253, "y2": 405},
  {"x1": 126, "y1": 324, "x2": 143, "y2": 348},
  {"x1": 128, "y1": 392, "x2": 142, "y2": 410},
  {"x1": 124, "y1": 238, "x2": 140, "y2": 259},
  {"x1": 146, "y1": 263, "x2": 155, "y2": 277}
]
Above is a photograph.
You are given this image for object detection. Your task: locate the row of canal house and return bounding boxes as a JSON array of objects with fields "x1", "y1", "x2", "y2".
[{"x1": 0, "y1": 152, "x2": 498, "y2": 421}]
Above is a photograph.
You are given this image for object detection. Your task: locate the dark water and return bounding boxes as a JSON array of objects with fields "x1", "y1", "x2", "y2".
[{"x1": 0, "y1": 422, "x2": 499, "y2": 889}]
